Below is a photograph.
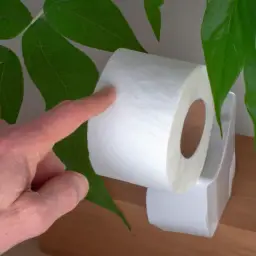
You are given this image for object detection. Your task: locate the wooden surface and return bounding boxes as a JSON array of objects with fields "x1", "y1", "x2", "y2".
[{"x1": 39, "y1": 135, "x2": 256, "y2": 256}]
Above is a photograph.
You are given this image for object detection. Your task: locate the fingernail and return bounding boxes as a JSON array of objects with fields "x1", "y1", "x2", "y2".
[{"x1": 93, "y1": 86, "x2": 116, "y2": 98}]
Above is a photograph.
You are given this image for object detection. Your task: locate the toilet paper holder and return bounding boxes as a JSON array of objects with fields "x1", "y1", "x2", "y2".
[{"x1": 146, "y1": 92, "x2": 236, "y2": 237}]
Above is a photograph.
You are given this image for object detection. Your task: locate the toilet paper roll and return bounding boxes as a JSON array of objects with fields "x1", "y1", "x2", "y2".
[
  {"x1": 88, "y1": 49, "x2": 214, "y2": 192},
  {"x1": 146, "y1": 93, "x2": 236, "y2": 237}
]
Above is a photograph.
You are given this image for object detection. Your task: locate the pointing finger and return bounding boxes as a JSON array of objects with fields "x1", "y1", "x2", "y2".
[{"x1": 7, "y1": 87, "x2": 116, "y2": 152}]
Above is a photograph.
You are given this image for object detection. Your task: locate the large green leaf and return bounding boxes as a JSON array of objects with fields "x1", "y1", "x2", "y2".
[
  {"x1": 240, "y1": 0, "x2": 256, "y2": 138},
  {"x1": 244, "y1": 57, "x2": 256, "y2": 139},
  {"x1": 0, "y1": 45, "x2": 23, "y2": 123},
  {"x1": 144, "y1": 0, "x2": 163, "y2": 41},
  {"x1": 22, "y1": 18, "x2": 129, "y2": 228},
  {"x1": 201, "y1": 0, "x2": 244, "y2": 132},
  {"x1": 44, "y1": 0, "x2": 144, "y2": 52},
  {"x1": 0, "y1": 0, "x2": 32, "y2": 39}
]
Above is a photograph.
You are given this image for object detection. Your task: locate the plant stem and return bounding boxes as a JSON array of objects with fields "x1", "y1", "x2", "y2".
[{"x1": 21, "y1": 10, "x2": 44, "y2": 35}]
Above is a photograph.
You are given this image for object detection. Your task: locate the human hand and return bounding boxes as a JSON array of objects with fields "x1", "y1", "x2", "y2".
[{"x1": 0, "y1": 87, "x2": 116, "y2": 253}]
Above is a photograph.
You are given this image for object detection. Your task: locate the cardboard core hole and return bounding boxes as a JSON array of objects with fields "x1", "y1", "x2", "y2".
[{"x1": 180, "y1": 99, "x2": 206, "y2": 158}]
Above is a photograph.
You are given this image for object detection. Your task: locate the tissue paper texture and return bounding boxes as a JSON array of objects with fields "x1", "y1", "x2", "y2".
[{"x1": 88, "y1": 49, "x2": 214, "y2": 192}]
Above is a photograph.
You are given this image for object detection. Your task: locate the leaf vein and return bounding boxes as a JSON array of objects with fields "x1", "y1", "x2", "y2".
[
  {"x1": 37, "y1": 41, "x2": 69, "y2": 98},
  {"x1": 70, "y1": 10, "x2": 124, "y2": 44}
]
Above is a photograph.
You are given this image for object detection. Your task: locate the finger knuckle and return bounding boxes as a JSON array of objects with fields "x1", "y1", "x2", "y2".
[
  {"x1": 0, "y1": 127, "x2": 22, "y2": 154},
  {"x1": 0, "y1": 136, "x2": 13, "y2": 154}
]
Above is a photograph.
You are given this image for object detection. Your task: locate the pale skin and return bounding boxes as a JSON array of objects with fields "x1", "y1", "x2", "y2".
[{"x1": 0, "y1": 87, "x2": 116, "y2": 254}]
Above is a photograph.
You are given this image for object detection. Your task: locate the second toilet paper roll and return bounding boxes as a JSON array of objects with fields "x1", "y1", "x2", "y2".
[{"x1": 88, "y1": 49, "x2": 214, "y2": 192}]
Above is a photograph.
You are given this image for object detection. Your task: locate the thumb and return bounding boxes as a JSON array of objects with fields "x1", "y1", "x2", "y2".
[
  {"x1": 23, "y1": 172, "x2": 88, "y2": 236},
  {"x1": 0, "y1": 172, "x2": 88, "y2": 253},
  {"x1": 37, "y1": 171, "x2": 89, "y2": 222}
]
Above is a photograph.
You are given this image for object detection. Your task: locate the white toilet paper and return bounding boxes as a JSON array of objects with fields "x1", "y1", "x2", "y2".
[
  {"x1": 88, "y1": 49, "x2": 214, "y2": 192},
  {"x1": 146, "y1": 93, "x2": 236, "y2": 237}
]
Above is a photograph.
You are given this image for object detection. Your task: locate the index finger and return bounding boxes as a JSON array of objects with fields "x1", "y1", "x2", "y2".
[{"x1": 14, "y1": 87, "x2": 116, "y2": 150}]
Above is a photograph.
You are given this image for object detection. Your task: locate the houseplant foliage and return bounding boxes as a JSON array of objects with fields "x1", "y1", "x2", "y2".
[
  {"x1": 0, "y1": 0, "x2": 253, "y2": 227},
  {"x1": 202, "y1": 0, "x2": 256, "y2": 134}
]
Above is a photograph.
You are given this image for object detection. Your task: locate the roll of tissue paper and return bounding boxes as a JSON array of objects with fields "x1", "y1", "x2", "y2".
[
  {"x1": 88, "y1": 49, "x2": 214, "y2": 192},
  {"x1": 146, "y1": 93, "x2": 236, "y2": 237}
]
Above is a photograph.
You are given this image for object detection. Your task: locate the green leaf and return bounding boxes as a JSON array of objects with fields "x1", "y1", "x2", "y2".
[
  {"x1": 0, "y1": 45, "x2": 23, "y2": 123},
  {"x1": 22, "y1": 18, "x2": 130, "y2": 228},
  {"x1": 44, "y1": 0, "x2": 144, "y2": 52},
  {"x1": 201, "y1": 0, "x2": 244, "y2": 133},
  {"x1": 239, "y1": 0, "x2": 256, "y2": 139},
  {"x1": 144, "y1": 0, "x2": 163, "y2": 41},
  {"x1": 244, "y1": 57, "x2": 256, "y2": 140},
  {"x1": 0, "y1": 0, "x2": 32, "y2": 39}
]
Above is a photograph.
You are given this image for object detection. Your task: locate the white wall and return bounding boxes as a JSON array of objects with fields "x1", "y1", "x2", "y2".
[{"x1": 1, "y1": 0, "x2": 253, "y2": 136}]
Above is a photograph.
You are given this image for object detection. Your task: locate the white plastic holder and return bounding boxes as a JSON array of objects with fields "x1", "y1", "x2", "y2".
[{"x1": 146, "y1": 92, "x2": 236, "y2": 237}]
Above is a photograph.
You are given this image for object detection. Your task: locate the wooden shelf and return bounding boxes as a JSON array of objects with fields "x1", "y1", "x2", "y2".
[{"x1": 39, "y1": 135, "x2": 256, "y2": 256}]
